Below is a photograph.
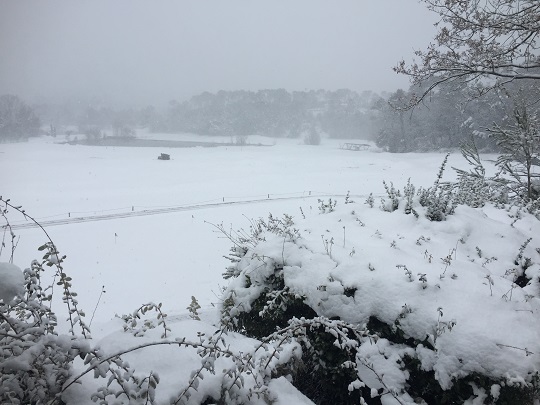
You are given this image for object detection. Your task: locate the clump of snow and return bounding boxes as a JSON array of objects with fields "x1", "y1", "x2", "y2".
[
  {"x1": 267, "y1": 377, "x2": 315, "y2": 405},
  {"x1": 0, "y1": 262, "x2": 24, "y2": 304},
  {"x1": 490, "y1": 384, "x2": 501, "y2": 401}
]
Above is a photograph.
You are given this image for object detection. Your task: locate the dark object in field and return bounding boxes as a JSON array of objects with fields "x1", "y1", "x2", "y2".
[{"x1": 158, "y1": 153, "x2": 170, "y2": 160}]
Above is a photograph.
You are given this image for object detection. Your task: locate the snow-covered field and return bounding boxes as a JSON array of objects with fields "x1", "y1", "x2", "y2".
[
  {"x1": 2, "y1": 134, "x2": 466, "y2": 329},
  {"x1": 2, "y1": 134, "x2": 539, "y2": 404}
]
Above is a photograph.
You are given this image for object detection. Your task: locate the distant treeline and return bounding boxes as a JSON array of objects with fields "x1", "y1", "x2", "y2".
[
  {"x1": 4, "y1": 81, "x2": 538, "y2": 151},
  {"x1": 27, "y1": 89, "x2": 383, "y2": 141},
  {"x1": 160, "y1": 89, "x2": 380, "y2": 139},
  {"x1": 373, "y1": 78, "x2": 540, "y2": 152}
]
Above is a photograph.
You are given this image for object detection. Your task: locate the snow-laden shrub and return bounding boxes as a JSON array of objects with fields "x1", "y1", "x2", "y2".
[
  {"x1": 317, "y1": 198, "x2": 337, "y2": 214},
  {"x1": 0, "y1": 254, "x2": 93, "y2": 404},
  {"x1": 417, "y1": 153, "x2": 457, "y2": 221},
  {"x1": 235, "y1": 135, "x2": 248, "y2": 146},
  {"x1": 382, "y1": 149, "x2": 539, "y2": 222},
  {"x1": 1, "y1": 199, "x2": 319, "y2": 404},
  {"x1": 452, "y1": 137, "x2": 540, "y2": 219},
  {"x1": 0, "y1": 250, "x2": 170, "y2": 404},
  {"x1": 221, "y1": 193, "x2": 540, "y2": 404},
  {"x1": 381, "y1": 181, "x2": 401, "y2": 212},
  {"x1": 488, "y1": 102, "x2": 540, "y2": 203},
  {"x1": 0, "y1": 199, "x2": 93, "y2": 404},
  {"x1": 303, "y1": 129, "x2": 321, "y2": 146},
  {"x1": 379, "y1": 155, "x2": 456, "y2": 221}
]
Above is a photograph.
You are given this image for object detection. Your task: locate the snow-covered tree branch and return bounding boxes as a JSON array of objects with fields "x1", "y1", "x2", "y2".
[{"x1": 395, "y1": 0, "x2": 540, "y2": 106}]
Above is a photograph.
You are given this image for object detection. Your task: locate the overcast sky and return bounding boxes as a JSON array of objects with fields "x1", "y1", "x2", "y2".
[{"x1": 0, "y1": 0, "x2": 437, "y2": 106}]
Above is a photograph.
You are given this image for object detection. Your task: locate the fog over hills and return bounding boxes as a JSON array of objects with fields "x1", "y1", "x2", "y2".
[{"x1": 0, "y1": 1, "x2": 436, "y2": 106}]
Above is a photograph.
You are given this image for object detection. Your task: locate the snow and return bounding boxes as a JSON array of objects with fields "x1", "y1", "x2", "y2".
[
  {"x1": 0, "y1": 262, "x2": 24, "y2": 304},
  {"x1": 1, "y1": 133, "x2": 538, "y2": 403},
  {"x1": 61, "y1": 316, "x2": 293, "y2": 404},
  {"x1": 2, "y1": 134, "x2": 468, "y2": 328},
  {"x1": 224, "y1": 200, "x2": 540, "y2": 392}
]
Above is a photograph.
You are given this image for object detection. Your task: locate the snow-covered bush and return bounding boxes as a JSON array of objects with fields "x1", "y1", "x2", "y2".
[
  {"x1": 0, "y1": 253, "x2": 92, "y2": 403},
  {"x1": 453, "y1": 138, "x2": 540, "y2": 220},
  {"x1": 417, "y1": 153, "x2": 457, "y2": 221},
  {"x1": 220, "y1": 192, "x2": 540, "y2": 404},
  {"x1": 0, "y1": 199, "x2": 94, "y2": 404},
  {"x1": 380, "y1": 155, "x2": 457, "y2": 221},
  {"x1": 235, "y1": 135, "x2": 248, "y2": 146},
  {"x1": 452, "y1": 141, "x2": 502, "y2": 209},
  {"x1": 384, "y1": 149, "x2": 539, "y2": 222},
  {"x1": 303, "y1": 129, "x2": 321, "y2": 146},
  {"x1": 1, "y1": 198, "x2": 317, "y2": 404}
]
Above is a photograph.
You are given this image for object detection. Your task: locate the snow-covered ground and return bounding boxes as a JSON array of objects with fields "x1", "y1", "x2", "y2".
[
  {"x1": 3, "y1": 133, "x2": 537, "y2": 404},
  {"x1": 2, "y1": 134, "x2": 470, "y2": 329}
]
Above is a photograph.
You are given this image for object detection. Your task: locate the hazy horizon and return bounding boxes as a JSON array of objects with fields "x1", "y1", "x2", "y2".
[{"x1": 0, "y1": 0, "x2": 436, "y2": 107}]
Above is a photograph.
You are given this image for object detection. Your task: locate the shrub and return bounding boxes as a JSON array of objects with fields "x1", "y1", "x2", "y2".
[
  {"x1": 0, "y1": 94, "x2": 40, "y2": 142},
  {"x1": 1, "y1": 200, "x2": 319, "y2": 404},
  {"x1": 219, "y1": 191, "x2": 540, "y2": 404},
  {"x1": 304, "y1": 128, "x2": 322, "y2": 145},
  {"x1": 0, "y1": 199, "x2": 91, "y2": 404}
]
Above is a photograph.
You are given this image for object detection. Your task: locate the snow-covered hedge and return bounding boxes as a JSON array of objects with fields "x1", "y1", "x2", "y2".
[{"x1": 221, "y1": 195, "x2": 540, "y2": 404}]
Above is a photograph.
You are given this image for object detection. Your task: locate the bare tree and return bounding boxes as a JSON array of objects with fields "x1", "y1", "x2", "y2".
[{"x1": 395, "y1": 0, "x2": 540, "y2": 106}]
